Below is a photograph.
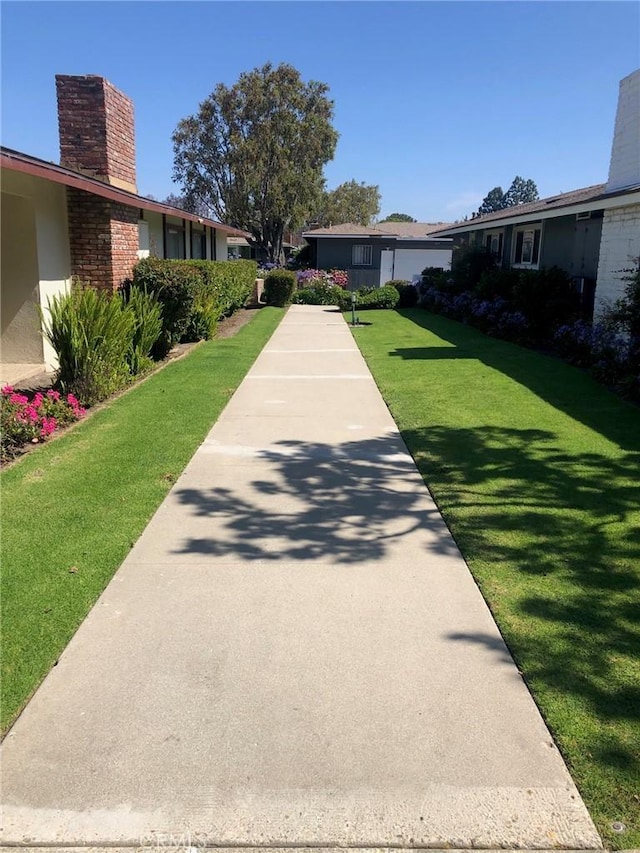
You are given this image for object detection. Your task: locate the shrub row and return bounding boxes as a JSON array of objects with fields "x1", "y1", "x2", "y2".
[
  {"x1": 418, "y1": 255, "x2": 581, "y2": 346},
  {"x1": 553, "y1": 267, "x2": 640, "y2": 400},
  {"x1": 130, "y1": 258, "x2": 257, "y2": 356}
]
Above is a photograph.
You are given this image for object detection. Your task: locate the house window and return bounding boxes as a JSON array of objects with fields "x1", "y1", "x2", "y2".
[
  {"x1": 191, "y1": 230, "x2": 206, "y2": 259},
  {"x1": 137, "y1": 220, "x2": 150, "y2": 260},
  {"x1": 352, "y1": 244, "x2": 372, "y2": 265},
  {"x1": 513, "y1": 226, "x2": 541, "y2": 268},
  {"x1": 166, "y1": 224, "x2": 185, "y2": 259},
  {"x1": 484, "y1": 230, "x2": 503, "y2": 259}
]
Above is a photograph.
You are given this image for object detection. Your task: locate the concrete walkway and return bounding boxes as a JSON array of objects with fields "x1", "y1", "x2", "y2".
[{"x1": 1, "y1": 306, "x2": 601, "y2": 850}]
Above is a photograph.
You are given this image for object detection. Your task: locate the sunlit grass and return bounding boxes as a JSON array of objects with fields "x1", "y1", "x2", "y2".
[
  {"x1": 351, "y1": 308, "x2": 640, "y2": 849},
  {"x1": 1, "y1": 308, "x2": 283, "y2": 734}
]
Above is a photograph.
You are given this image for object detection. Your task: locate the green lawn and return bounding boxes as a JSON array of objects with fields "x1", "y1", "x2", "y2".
[
  {"x1": 350, "y1": 308, "x2": 640, "y2": 849},
  {"x1": 1, "y1": 307, "x2": 283, "y2": 734}
]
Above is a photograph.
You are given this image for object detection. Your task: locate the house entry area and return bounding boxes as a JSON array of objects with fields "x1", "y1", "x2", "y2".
[{"x1": 1, "y1": 193, "x2": 46, "y2": 385}]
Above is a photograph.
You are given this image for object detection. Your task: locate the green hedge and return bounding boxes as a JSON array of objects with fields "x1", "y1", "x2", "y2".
[
  {"x1": 186, "y1": 259, "x2": 257, "y2": 319},
  {"x1": 349, "y1": 284, "x2": 400, "y2": 310},
  {"x1": 264, "y1": 270, "x2": 297, "y2": 307},
  {"x1": 130, "y1": 258, "x2": 257, "y2": 356}
]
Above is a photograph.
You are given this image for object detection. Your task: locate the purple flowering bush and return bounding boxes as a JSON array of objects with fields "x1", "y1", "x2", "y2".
[
  {"x1": 418, "y1": 284, "x2": 531, "y2": 344},
  {"x1": 1, "y1": 386, "x2": 86, "y2": 463},
  {"x1": 553, "y1": 266, "x2": 640, "y2": 400},
  {"x1": 418, "y1": 254, "x2": 578, "y2": 347}
]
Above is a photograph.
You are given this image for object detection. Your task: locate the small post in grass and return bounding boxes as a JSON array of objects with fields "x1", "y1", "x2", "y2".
[{"x1": 351, "y1": 290, "x2": 357, "y2": 326}]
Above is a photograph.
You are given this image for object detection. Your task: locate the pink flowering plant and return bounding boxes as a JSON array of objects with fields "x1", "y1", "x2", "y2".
[
  {"x1": 1, "y1": 385, "x2": 86, "y2": 462},
  {"x1": 296, "y1": 268, "x2": 349, "y2": 289}
]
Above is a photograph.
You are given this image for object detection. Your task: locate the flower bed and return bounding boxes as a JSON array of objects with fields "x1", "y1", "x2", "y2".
[{"x1": 1, "y1": 386, "x2": 86, "y2": 463}]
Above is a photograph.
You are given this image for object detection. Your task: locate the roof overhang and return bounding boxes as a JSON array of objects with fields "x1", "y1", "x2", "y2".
[
  {"x1": 434, "y1": 189, "x2": 640, "y2": 236},
  {"x1": 303, "y1": 232, "x2": 453, "y2": 242},
  {"x1": 0, "y1": 147, "x2": 248, "y2": 237}
]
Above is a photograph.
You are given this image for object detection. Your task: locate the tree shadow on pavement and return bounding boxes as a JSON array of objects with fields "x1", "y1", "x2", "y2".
[{"x1": 173, "y1": 434, "x2": 456, "y2": 566}]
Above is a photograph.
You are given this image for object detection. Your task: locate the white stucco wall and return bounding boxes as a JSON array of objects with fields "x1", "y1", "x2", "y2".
[
  {"x1": 1, "y1": 192, "x2": 43, "y2": 363},
  {"x1": 595, "y1": 203, "x2": 640, "y2": 313},
  {"x1": 32, "y1": 178, "x2": 72, "y2": 369},
  {"x1": 215, "y1": 229, "x2": 228, "y2": 261},
  {"x1": 144, "y1": 212, "x2": 164, "y2": 257},
  {"x1": 392, "y1": 248, "x2": 452, "y2": 283},
  {"x1": 1, "y1": 171, "x2": 71, "y2": 370},
  {"x1": 606, "y1": 69, "x2": 640, "y2": 192},
  {"x1": 138, "y1": 220, "x2": 150, "y2": 259}
]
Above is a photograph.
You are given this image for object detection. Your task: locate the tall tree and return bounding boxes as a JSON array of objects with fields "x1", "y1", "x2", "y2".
[
  {"x1": 503, "y1": 176, "x2": 539, "y2": 207},
  {"x1": 380, "y1": 212, "x2": 416, "y2": 223},
  {"x1": 474, "y1": 176, "x2": 539, "y2": 218},
  {"x1": 476, "y1": 187, "x2": 505, "y2": 216},
  {"x1": 315, "y1": 180, "x2": 380, "y2": 226},
  {"x1": 172, "y1": 63, "x2": 338, "y2": 262}
]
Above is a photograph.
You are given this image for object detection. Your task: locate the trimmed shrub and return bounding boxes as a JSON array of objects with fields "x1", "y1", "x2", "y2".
[
  {"x1": 354, "y1": 284, "x2": 400, "y2": 310},
  {"x1": 42, "y1": 285, "x2": 135, "y2": 405},
  {"x1": 264, "y1": 269, "x2": 297, "y2": 306},
  {"x1": 130, "y1": 258, "x2": 200, "y2": 357},
  {"x1": 130, "y1": 258, "x2": 257, "y2": 355},
  {"x1": 186, "y1": 259, "x2": 256, "y2": 319}
]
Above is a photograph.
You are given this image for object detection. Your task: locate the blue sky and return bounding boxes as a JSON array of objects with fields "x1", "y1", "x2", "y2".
[{"x1": 2, "y1": 1, "x2": 638, "y2": 222}]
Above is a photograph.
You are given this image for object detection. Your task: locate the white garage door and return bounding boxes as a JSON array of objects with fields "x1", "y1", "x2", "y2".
[{"x1": 392, "y1": 249, "x2": 452, "y2": 283}]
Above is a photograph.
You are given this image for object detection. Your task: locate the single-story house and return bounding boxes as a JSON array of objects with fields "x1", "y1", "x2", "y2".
[
  {"x1": 1, "y1": 74, "x2": 248, "y2": 385},
  {"x1": 227, "y1": 235, "x2": 297, "y2": 262},
  {"x1": 302, "y1": 222, "x2": 453, "y2": 290},
  {"x1": 431, "y1": 68, "x2": 640, "y2": 315}
]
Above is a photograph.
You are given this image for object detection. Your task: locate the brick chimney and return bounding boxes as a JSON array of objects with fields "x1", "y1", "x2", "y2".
[
  {"x1": 56, "y1": 74, "x2": 137, "y2": 193},
  {"x1": 605, "y1": 68, "x2": 640, "y2": 193}
]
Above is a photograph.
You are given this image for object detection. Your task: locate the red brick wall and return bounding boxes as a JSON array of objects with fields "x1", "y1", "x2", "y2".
[
  {"x1": 109, "y1": 203, "x2": 140, "y2": 291},
  {"x1": 67, "y1": 188, "x2": 139, "y2": 292},
  {"x1": 56, "y1": 75, "x2": 136, "y2": 191},
  {"x1": 102, "y1": 80, "x2": 137, "y2": 191}
]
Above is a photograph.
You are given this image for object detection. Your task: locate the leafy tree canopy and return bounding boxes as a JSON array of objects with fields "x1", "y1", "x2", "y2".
[
  {"x1": 380, "y1": 212, "x2": 417, "y2": 223},
  {"x1": 172, "y1": 62, "x2": 338, "y2": 263},
  {"x1": 314, "y1": 180, "x2": 381, "y2": 227},
  {"x1": 503, "y1": 176, "x2": 539, "y2": 207},
  {"x1": 477, "y1": 187, "x2": 505, "y2": 216},
  {"x1": 475, "y1": 176, "x2": 539, "y2": 218}
]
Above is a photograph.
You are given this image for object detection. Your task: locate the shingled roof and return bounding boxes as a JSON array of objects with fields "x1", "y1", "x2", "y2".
[
  {"x1": 431, "y1": 184, "x2": 609, "y2": 235},
  {"x1": 303, "y1": 221, "x2": 451, "y2": 238}
]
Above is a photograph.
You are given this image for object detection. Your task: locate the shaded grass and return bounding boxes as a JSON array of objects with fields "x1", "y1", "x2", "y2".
[
  {"x1": 350, "y1": 308, "x2": 640, "y2": 849},
  {"x1": 1, "y1": 308, "x2": 283, "y2": 733}
]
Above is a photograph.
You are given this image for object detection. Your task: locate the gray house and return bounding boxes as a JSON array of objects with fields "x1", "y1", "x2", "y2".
[
  {"x1": 432, "y1": 68, "x2": 640, "y2": 314},
  {"x1": 302, "y1": 222, "x2": 453, "y2": 289}
]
